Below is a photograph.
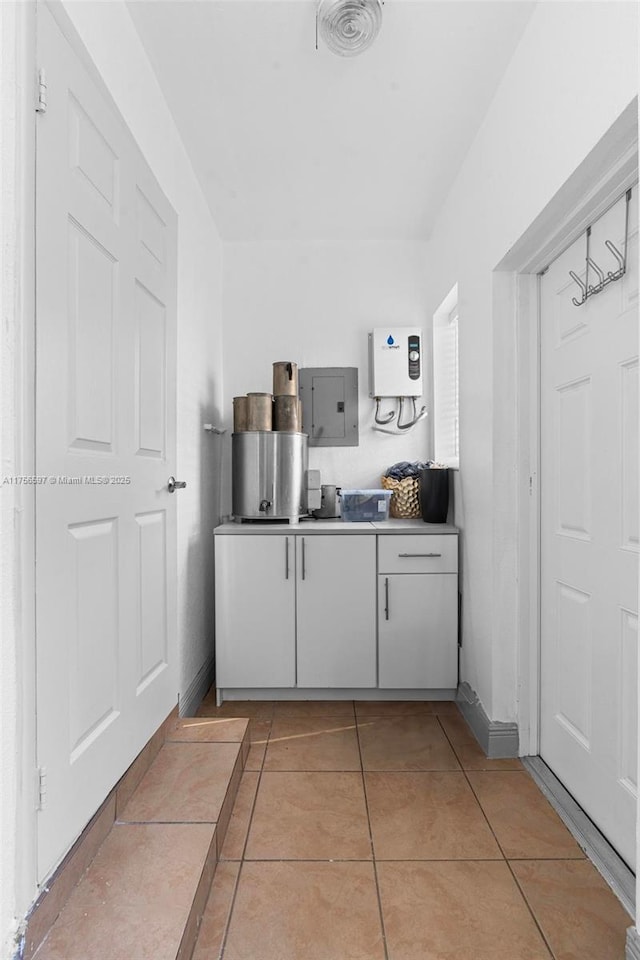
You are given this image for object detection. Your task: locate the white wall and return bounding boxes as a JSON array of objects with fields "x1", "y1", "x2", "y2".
[
  {"x1": 422, "y1": 1, "x2": 638, "y2": 723},
  {"x1": 61, "y1": 0, "x2": 225, "y2": 701},
  {"x1": 222, "y1": 241, "x2": 432, "y2": 512}
]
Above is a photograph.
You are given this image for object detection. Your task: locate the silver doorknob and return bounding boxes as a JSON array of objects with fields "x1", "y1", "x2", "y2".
[{"x1": 167, "y1": 477, "x2": 187, "y2": 494}]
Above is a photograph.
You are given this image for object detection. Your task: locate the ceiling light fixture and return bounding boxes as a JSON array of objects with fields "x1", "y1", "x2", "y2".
[{"x1": 316, "y1": 0, "x2": 383, "y2": 57}]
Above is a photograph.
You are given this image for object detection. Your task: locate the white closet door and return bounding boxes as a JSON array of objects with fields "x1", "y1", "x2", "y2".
[
  {"x1": 540, "y1": 188, "x2": 638, "y2": 868},
  {"x1": 36, "y1": 5, "x2": 178, "y2": 880}
]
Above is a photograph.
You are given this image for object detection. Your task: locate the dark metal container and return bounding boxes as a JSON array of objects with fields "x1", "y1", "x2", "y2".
[{"x1": 419, "y1": 468, "x2": 450, "y2": 523}]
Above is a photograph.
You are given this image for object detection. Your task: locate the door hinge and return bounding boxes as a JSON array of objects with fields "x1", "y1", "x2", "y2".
[
  {"x1": 36, "y1": 69, "x2": 47, "y2": 114},
  {"x1": 36, "y1": 766, "x2": 47, "y2": 811}
]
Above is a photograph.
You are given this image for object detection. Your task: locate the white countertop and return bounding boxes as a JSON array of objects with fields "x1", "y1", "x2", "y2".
[
  {"x1": 370, "y1": 519, "x2": 457, "y2": 534},
  {"x1": 215, "y1": 518, "x2": 458, "y2": 535}
]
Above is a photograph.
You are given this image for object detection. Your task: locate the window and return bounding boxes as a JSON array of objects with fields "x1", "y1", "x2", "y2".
[{"x1": 432, "y1": 284, "x2": 459, "y2": 468}]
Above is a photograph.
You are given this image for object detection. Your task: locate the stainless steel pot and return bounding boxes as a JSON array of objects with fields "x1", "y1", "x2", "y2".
[{"x1": 232, "y1": 431, "x2": 308, "y2": 521}]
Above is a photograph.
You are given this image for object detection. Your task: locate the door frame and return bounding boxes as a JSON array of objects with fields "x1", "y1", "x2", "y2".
[
  {"x1": 498, "y1": 100, "x2": 638, "y2": 758},
  {"x1": 1, "y1": 0, "x2": 39, "y2": 938}
]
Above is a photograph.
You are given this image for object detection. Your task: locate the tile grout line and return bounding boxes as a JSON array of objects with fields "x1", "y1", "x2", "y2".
[
  {"x1": 436, "y1": 717, "x2": 510, "y2": 859},
  {"x1": 355, "y1": 705, "x2": 390, "y2": 960},
  {"x1": 248, "y1": 767, "x2": 467, "y2": 773},
  {"x1": 436, "y1": 717, "x2": 558, "y2": 960},
  {"x1": 218, "y1": 709, "x2": 274, "y2": 960},
  {"x1": 237, "y1": 856, "x2": 542, "y2": 863},
  {"x1": 505, "y1": 859, "x2": 558, "y2": 960}
]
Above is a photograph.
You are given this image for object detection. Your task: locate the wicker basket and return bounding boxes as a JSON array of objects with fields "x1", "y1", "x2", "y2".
[{"x1": 381, "y1": 475, "x2": 422, "y2": 519}]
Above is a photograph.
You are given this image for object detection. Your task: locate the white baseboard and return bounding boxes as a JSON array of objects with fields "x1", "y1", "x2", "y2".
[
  {"x1": 456, "y1": 682, "x2": 519, "y2": 758},
  {"x1": 524, "y1": 756, "x2": 635, "y2": 919},
  {"x1": 179, "y1": 654, "x2": 215, "y2": 717},
  {"x1": 627, "y1": 927, "x2": 640, "y2": 960},
  {"x1": 218, "y1": 688, "x2": 457, "y2": 702}
]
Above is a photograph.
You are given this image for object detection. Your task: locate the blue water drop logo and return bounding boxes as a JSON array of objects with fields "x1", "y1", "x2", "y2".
[{"x1": 387, "y1": 335, "x2": 395, "y2": 345}]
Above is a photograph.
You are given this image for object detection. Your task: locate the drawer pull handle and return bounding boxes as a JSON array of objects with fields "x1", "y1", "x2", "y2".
[
  {"x1": 285, "y1": 537, "x2": 289, "y2": 580},
  {"x1": 301, "y1": 537, "x2": 306, "y2": 580},
  {"x1": 384, "y1": 577, "x2": 389, "y2": 620},
  {"x1": 398, "y1": 552, "x2": 442, "y2": 558}
]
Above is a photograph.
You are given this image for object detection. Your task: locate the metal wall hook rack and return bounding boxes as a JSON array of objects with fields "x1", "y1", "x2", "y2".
[
  {"x1": 203, "y1": 423, "x2": 227, "y2": 435},
  {"x1": 604, "y1": 238, "x2": 626, "y2": 275},
  {"x1": 570, "y1": 187, "x2": 632, "y2": 307},
  {"x1": 569, "y1": 269, "x2": 587, "y2": 305}
]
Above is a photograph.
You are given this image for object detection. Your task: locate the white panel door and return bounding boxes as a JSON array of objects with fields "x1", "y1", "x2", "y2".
[
  {"x1": 296, "y1": 535, "x2": 376, "y2": 687},
  {"x1": 540, "y1": 188, "x2": 638, "y2": 869},
  {"x1": 378, "y1": 574, "x2": 458, "y2": 689},
  {"x1": 36, "y1": 5, "x2": 178, "y2": 880},
  {"x1": 215, "y1": 536, "x2": 296, "y2": 688}
]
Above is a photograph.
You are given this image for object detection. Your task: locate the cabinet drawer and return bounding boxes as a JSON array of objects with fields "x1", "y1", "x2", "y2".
[{"x1": 378, "y1": 535, "x2": 457, "y2": 574}]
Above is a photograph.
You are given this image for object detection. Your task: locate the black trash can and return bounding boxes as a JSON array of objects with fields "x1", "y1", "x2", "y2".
[{"x1": 419, "y1": 467, "x2": 449, "y2": 523}]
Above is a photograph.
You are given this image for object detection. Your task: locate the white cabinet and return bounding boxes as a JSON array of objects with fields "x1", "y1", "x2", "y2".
[
  {"x1": 215, "y1": 532, "x2": 376, "y2": 690},
  {"x1": 214, "y1": 523, "x2": 458, "y2": 694},
  {"x1": 296, "y1": 535, "x2": 376, "y2": 687},
  {"x1": 377, "y1": 533, "x2": 458, "y2": 689},
  {"x1": 215, "y1": 535, "x2": 296, "y2": 687}
]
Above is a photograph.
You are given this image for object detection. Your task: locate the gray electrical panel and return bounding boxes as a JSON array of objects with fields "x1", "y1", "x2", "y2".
[{"x1": 299, "y1": 367, "x2": 359, "y2": 447}]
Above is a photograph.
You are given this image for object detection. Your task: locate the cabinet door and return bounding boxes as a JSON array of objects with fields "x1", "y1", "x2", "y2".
[
  {"x1": 297, "y1": 535, "x2": 376, "y2": 688},
  {"x1": 215, "y1": 535, "x2": 296, "y2": 687},
  {"x1": 378, "y1": 574, "x2": 458, "y2": 689}
]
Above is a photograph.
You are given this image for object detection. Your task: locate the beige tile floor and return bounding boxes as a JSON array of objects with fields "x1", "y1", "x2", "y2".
[
  {"x1": 194, "y1": 698, "x2": 631, "y2": 960},
  {"x1": 32, "y1": 717, "x2": 249, "y2": 960}
]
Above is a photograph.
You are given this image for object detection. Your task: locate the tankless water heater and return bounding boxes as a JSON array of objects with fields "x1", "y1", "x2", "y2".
[{"x1": 368, "y1": 327, "x2": 423, "y2": 398}]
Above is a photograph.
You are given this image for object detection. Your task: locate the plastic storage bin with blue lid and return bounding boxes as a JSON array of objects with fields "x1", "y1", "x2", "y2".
[{"x1": 340, "y1": 489, "x2": 393, "y2": 522}]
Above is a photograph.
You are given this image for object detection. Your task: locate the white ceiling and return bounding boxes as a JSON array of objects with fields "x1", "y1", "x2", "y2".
[{"x1": 128, "y1": 0, "x2": 536, "y2": 242}]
